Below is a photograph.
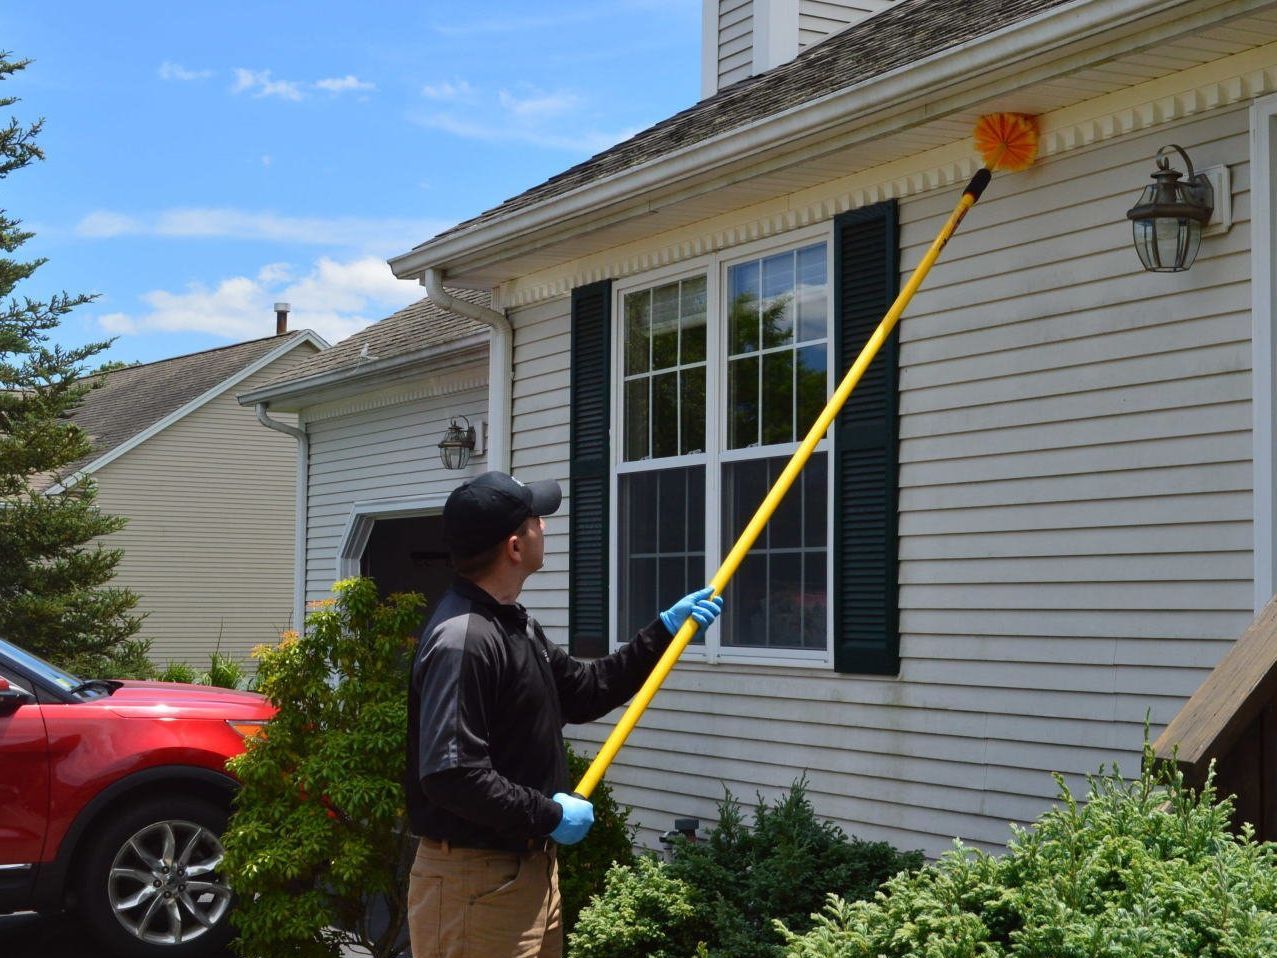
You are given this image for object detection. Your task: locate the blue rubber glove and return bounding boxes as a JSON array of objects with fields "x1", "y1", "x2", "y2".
[
  {"x1": 549, "y1": 792, "x2": 594, "y2": 845},
  {"x1": 660, "y1": 586, "x2": 725, "y2": 635}
]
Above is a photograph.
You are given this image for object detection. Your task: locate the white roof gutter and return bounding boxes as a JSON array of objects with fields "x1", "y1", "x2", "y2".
[
  {"x1": 422, "y1": 268, "x2": 512, "y2": 473},
  {"x1": 388, "y1": 0, "x2": 1267, "y2": 277},
  {"x1": 238, "y1": 333, "x2": 488, "y2": 410}
]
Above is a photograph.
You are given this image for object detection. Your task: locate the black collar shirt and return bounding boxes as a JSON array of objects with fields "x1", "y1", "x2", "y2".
[{"x1": 406, "y1": 577, "x2": 672, "y2": 849}]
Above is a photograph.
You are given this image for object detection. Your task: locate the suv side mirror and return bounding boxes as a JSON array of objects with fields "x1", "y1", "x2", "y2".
[{"x1": 0, "y1": 677, "x2": 34, "y2": 715}]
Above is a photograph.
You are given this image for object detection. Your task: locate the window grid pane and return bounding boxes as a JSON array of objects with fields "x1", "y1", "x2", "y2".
[
  {"x1": 726, "y1": 242, "x2": 827, "y2": 451},
  {"x1": 720, "y1": 456, "x2": 828, "y2": 649},
  {"x1": 622, "y1": 278, "x2": 708, "y2": 463},
  {"x1": 620, "y1": 467, "x2": 706, "y2": 642}
]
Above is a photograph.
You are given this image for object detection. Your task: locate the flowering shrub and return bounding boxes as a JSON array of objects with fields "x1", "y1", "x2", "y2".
[
  {"x1": 778, "y1": 747, "x2": 1277, "y2": 958},
  {"x1": 220, "y1": 578, "x2": 422, "y2": 958}
]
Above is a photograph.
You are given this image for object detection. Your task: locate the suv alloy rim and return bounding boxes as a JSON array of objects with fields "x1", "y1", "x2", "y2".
[{"x1": 106, "y1": 817, "x2": 232, "y2": 945}]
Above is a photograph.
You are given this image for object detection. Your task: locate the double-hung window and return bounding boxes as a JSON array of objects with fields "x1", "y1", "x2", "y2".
[
  {"x1": 614, "y1": 234, "x2": 833, "y2": 663},
  {"x1": 570, "y1": 202, "x2": 900, "y2": 675}
]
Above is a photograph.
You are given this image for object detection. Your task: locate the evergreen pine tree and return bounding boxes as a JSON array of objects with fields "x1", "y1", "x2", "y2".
[{"x1": 0, "y1": 52, "x2": 144, "y2": 675}]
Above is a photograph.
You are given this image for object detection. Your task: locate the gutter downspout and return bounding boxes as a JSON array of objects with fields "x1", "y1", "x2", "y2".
[
  {"x1": 423, "y1": 268, "x2": 511, "y2": 472},
  {"x1": 256, "y1": 403, "x2": 308, "y2": 633}
]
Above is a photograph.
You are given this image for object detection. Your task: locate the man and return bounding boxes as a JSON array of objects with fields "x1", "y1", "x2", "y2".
[{"x1": 406, "y1": 470, "x2": 723, "y2": 958}]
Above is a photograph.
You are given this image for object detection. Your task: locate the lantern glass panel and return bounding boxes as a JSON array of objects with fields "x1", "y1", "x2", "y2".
[{"x1": 1132, "y1": 216, "x2": 1200, "y2": 273}]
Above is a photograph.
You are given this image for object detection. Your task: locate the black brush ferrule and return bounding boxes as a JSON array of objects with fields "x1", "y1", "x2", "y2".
[{"x1": 964, "y1": 168, "x2": 993, "y2": 202}]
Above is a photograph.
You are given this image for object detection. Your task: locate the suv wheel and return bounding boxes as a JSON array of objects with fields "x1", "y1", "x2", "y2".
[{"x1": 76, "y1": 795, "x2": 235, "y2": 958}]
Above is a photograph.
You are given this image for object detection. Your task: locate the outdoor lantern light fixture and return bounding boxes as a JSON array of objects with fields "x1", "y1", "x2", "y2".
[
  {"x1": 438, "y1": 415, "x2": 477, "y2": 471},
  {"x1": 1126, "y1": 144, "x2": 1214, "y2": 273}
]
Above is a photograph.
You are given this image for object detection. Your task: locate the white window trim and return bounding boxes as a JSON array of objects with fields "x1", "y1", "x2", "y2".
[
  {"x1": 1252, "y1": 92, "x2": 1277, "y2": 612},
  {"x1": 609, "y1": 222, "x2": 836, "y2": 668},
  {"x1": 335, "y1": 495, "x2": 450, "y2": 583}
]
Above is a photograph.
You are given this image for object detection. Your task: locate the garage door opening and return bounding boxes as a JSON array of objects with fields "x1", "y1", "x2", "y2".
[{"x1": 359, "y1": 513, "x2": 454, "y2": 621}]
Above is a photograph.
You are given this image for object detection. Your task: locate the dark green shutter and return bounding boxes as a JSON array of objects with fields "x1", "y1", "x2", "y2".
[
  {"x1": 833, "y1": 202, "x2": 901, "y2": 675},
  {"x1": 569, "y1": 279, "x2": 613, "y2": 657}
]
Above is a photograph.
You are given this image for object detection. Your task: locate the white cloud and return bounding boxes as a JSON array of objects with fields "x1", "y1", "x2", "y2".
[
  {"x1": 433, "y1": 11, "x2": 598, "y2": 36},
  {"x1": 421, "y1": 80, "x2": 475, "y2": 102},
  {"x1": 77, "y1": 210, "x2": 143, "y2": 238},
  {"x1": 315, "y1": 75, "x2": 375, "y2": 94},
  {"x1": 231, "y1": 69, "x2": 376, "y2": 101},
  {"x1": 74, "y1": 207, "x2": 451, "y2": 256},
  {"x1": 413, "y1": 83, "x2": 635, "y2": 155},
  {"x1": 95, "y1": 256, "x2": 422, "y2": 344},
  {"x1": 416, "y1": 111, "x2": 636, "y2": 155},
  {"x1": 497, "y1": 89, "x2": 582, "y2": 121},
  {"x1": 159, "y1": 61, "x2": 213, "y2": 82},
  {"x1": 256, "y1": 262, "x2": 293, "y2": 284},
  {"x1": 261, "y1": 154, "x2": 272, "y2": 167},
  {"x1": 232, "y1": 68, "x2": 304, "y2": 101}
]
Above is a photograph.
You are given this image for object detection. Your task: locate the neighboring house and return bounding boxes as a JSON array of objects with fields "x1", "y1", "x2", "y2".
[
  {"x1": 247, "y1": 0, "x2": 1277, "y2": 856},
  {"x1": 40, "y1": 327, "x2": 326, "y2": 669}
]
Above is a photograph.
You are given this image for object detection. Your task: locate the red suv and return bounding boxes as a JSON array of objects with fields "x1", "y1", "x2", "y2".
[{"x1": 0, "y1": 637, "x2": 273, "y2": 957}]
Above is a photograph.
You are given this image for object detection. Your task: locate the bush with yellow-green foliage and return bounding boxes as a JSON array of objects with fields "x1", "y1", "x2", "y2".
[
  {"x1": 778, "y1": 747, "x2": 1277, "y2": 958},
  {"x1": 220, "y1": 578, "x2": 422, "y2": 958}
]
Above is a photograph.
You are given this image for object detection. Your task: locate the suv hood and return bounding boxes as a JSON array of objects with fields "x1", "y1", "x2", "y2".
[{"x1": 104, "y1": 680, "x2": 274, "y2": 719}]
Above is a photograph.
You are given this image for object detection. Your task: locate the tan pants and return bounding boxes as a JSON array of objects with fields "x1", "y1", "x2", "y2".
[{"x1": 407, "y1": 837, "x2": 562, "y2": 958}]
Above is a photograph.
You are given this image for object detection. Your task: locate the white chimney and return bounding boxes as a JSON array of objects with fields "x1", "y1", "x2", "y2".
[{"x1": 701, "y1": 0, "x2": 903, "y2": 99}]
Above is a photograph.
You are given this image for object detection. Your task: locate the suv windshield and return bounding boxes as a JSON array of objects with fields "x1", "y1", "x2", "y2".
[{"x1": 0, "y1": 638, "x2": 82, "y2": 693}]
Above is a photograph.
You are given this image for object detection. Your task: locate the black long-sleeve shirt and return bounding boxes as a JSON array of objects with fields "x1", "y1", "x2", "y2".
[{"x1": 405, "y1": 576, "x2": 673, "y2": 848}]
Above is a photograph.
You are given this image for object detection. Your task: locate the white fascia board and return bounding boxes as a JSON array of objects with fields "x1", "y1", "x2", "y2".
[
  {"x1": 237, "y1": 333, "x2": 491, "y2": 412},
  {"x1": 388, "y1": 0, "x2": 1271, "y2": 280},
  {"x1": 45, "y1": 331, "x2": 327, "y2": 496}
]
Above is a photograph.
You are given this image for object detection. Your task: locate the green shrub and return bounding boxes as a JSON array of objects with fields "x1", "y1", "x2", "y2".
[
  {"x1": 220, "y1": 579, "x2": 423, "y2": 958},
  {"x1": 777, "y1": 746, "x2": 1277, "y2": 958},
  {"x1": 156, "y1": 659, "x2": 197, "y2": 684},
  {"x1": 570, "y1": 856, "x2": 708, "y2": 958},
  {"x1": 84, "y1": 637, "x2": 157, "y2": 680},
  {"x1": 569, "y1": 778, "x2": 922, "y2": 958},
  {"x1": 562, "y1": 744, "x2": 637, "y2": 933},
  {"x1": 200, "y1": 649, "x2": 245, "y2": 689}
]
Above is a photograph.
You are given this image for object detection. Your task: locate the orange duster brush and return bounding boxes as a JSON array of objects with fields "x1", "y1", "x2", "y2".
[
  {"x1": 974, "y1": 112, "x2": 1040, "y2": 173},
  {"x1": 572, "y1": 113, "x2": 1043, "y2": 801}
]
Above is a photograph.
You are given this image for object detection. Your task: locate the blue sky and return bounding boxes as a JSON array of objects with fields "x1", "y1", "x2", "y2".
[{"x1": 2, "y1": 1, "x2": 701, "y2": 365}]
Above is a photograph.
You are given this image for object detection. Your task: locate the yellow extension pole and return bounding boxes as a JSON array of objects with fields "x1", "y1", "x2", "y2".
[{"x1": 575, "y1": 169, "x2": 994, "y2": 799}]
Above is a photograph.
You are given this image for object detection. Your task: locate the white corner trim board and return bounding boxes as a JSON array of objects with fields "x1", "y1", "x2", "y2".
[{"x1": 1251, "y1": 91, "x2": 1277, "y2": 612}]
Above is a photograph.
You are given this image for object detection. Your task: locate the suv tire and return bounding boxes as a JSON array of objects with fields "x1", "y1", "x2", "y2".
[{"x1": 75, "y1": 795, "x2": 235, "y2": 958}]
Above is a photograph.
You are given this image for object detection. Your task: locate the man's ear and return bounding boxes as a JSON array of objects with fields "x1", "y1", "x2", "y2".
[{"x1": 504, "y1": 531, "x2": 523, "y2": 564}]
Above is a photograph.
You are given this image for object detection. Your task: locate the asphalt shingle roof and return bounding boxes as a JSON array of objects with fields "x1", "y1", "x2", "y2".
[
  {"x1": 425, "y1": 0, "x2": 1072, "y2": 245},
  {"x1": 259, "y1": 290, "x2": 490, "y2": 389},
  {"x1": 36, "y1": 333, "x2": 301, "y2": 491}
]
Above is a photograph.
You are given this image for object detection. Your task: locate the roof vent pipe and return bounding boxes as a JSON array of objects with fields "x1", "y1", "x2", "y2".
[
  {"x1": 422, "y1": 269, "x2": 511, "y2": 473},
  {"x1": 275, "y1": 302, "x2": 290, "y2": 335}
]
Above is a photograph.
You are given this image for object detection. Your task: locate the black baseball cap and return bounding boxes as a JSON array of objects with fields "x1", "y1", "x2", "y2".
[{"x1": 442, "y1": 471, "x2": 562, "y2": 558}]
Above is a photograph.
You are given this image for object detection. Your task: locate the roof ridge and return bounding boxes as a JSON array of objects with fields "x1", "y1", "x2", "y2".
[{"x1": 88, "y1": 331, "x2": 300, "y2": 379}]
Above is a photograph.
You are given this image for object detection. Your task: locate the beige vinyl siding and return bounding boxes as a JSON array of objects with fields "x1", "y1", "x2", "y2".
[
  {"x1": 538, "y1": 106, "x2": 1254, "y2": 857},
  {"x1": 303, "y1": 381, "x2": 488, "y2": 605},
  {"x1": 717, "y1": 0, "x2": 753, "y2": 91},
  {"x1": 797, "y1": 0, "x2": 898, "y2": 49},
  {"x1": 93, "y1": 343, "x2": 319, "y2": 669}
]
